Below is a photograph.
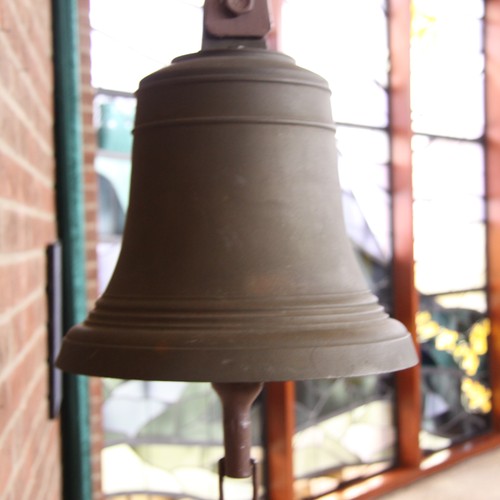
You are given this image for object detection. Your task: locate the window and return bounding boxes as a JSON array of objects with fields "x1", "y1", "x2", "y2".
[{"x1": 411, "y1": 0, "x2": 490, "y2": 453}]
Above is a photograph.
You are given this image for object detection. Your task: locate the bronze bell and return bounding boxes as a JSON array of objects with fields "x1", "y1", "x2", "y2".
[
  {"x1": 57, "y1": 1, "x2": 418, "y2": 484},
  {"x1": 57, "y1": 48, "x2": 417, "y2": 382}
]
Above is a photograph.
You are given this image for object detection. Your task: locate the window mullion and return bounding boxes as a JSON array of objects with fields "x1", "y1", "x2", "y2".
[
  {"x1": 265, "y1": 382, "x2": 296, "y2": 500},
  {"x1": 388, "y1": 0, "x2": 422, "y2": 468},
  {"x1": 485, "y1": 0, "x2": 500, "y2": 434}
]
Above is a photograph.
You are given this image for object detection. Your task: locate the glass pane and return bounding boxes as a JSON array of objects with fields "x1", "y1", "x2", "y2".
[
  {"x1": 282, "y1": 0, "x2": 389, "y2": 128},
  {"x1": 281, "y1": 2, "x2": 396, "y2": 495},
  {"x1": 94, "y1": 93, "x2": 134, "y2": 292},
  {"x1": 412, "y1": 136, "x2": 486, "y2": 295},
  {"x1": 411, "y1": 0, "x2": 485, "y2": 139},
  {"x1": 411, "y1": 0, "x2": 491, "y2": 451},
  {"x1": 412, "y1": 136, "x2": 485, "y2": 199},
  {"x1": 294, "y1": 378, "x2": 395, "y2": 497},
  {"x1": 337, "y1": 126, "x2": 392, "y2": 273},
  {"x1": 96, "y1": 94, "x2": 136, "y2": 154},
  {"x1": 414, "y1": 220, "x2": 486, "y2": 295},
  {"x1": 418, "y1": 292, "x2": 491, "y2": 452},
  {"x1": 90, "y1": 0, "x2": 203, "y2": 92},
  {"x1": 102, "y1": 381, "x2": 265, "y2": 499}
]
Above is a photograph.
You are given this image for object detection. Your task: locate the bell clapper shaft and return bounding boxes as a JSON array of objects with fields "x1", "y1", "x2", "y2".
[{"x1": 212, "y1": 382, "x2": 263, "y2": 478}]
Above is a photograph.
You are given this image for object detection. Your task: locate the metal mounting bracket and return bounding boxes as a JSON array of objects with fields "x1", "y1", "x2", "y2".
[{"x1": 203, "y1": 0, "x2": 271, "y2": 49}]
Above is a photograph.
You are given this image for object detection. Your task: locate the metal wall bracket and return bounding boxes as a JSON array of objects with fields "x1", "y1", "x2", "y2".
[{"x1": 47, "y1": 242, "x2": 63, "y2": 419}]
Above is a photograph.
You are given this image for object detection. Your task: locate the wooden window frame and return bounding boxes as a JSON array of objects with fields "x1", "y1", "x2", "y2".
[{"x1": 264, "y1": 1, "x2": 500, "y2": 498}]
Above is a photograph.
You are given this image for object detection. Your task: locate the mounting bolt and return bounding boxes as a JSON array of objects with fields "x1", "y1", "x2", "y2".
[{"x1": 224, "y1": 0, "x2": 255, "y2": 16}]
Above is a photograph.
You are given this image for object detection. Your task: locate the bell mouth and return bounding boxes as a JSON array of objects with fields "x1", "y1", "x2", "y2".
[{"x1": 56, "y1": 291, "x2": 418, "y2": 382}]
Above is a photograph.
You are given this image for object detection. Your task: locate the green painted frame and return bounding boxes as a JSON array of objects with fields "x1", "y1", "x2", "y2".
[{"x1": 52, "y1": 0, "x2": 92, "y2": 498}]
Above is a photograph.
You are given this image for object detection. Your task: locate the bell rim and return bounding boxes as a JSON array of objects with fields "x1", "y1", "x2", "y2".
[{"x1": 56, "y1": 330, "x2": 418, "y2": 382}]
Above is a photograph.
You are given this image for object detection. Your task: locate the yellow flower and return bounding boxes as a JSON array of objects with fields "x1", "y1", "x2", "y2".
[
  {"x1": 416, "y1": 311, "x2": 432, "y2": 326},
  {"x1": 453, "y1": 342, "x2": 471, "y2": 360},
  {"x1": 461, "y1": 353, "x2": 480, "y2": 377},
  {"x1": 469, "y1": 319, "x2": 491, "y2": 356},
  {"x1": 435, "y1": 328, "x2": 459, "y2": 352},
  {"x1": 461, "y1": 378, "x2": 492, "y2": 414},
  {"x1": 453, "y1": 343, "x2": 480, "y2": 376},
  {"x1": 416, "y1": 312, "x2": 441, "y2": 342},
  {"x1": 411, "y1": 0, "x2": 437, "y2": 41}
]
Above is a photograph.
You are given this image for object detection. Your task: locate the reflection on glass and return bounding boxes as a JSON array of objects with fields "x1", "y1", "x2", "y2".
[
  {"x1": 417, "y1": 293, "x2": 491, "y2": 452},
  {"x1": 94, "y1": 93, "x2": 134, "y2": 292}
]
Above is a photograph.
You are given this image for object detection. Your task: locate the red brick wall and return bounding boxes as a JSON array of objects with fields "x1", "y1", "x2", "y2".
[
  {"x1": 0, "y1": 0, "x2": 62, "y2": 499},
  {"x1": 78, "y1": 0, "x2": 104, "y2": 498},
  {"x1": 0, "y1": 0, "x2": 103, "y2": 498}
]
